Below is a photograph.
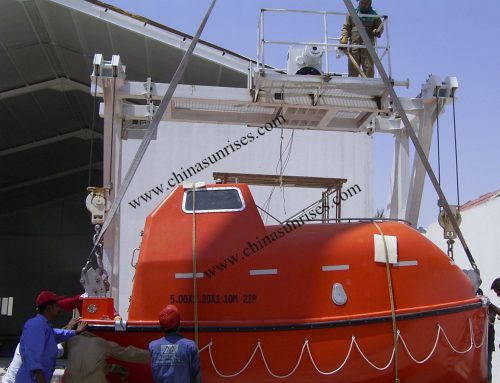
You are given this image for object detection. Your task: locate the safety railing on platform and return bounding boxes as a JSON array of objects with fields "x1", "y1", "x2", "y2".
[{"x1": 255, "y1": 8, "x2": 391, "y2": 79}]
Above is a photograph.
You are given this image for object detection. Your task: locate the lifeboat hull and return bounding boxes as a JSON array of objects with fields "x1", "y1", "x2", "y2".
[
  {"x1": 90, "y1": 300, "x2": 487, "y2": 382},
  {"x1": 85, "y1": 184, "x2": 488, "y2": 382}
]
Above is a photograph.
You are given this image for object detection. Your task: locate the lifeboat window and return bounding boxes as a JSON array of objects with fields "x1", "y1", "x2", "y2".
[{"x1": 182, "y1": 187, "x2": 245, "y2": 213}]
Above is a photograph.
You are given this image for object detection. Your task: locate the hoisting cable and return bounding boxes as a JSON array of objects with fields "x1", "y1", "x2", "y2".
[
  {"x1": 452, "y1": 95, "x2": 461, "y2": 206},
  {"x1": 107, "y1": 75, "x2": 117, "y2": 189},
  {"x1": 435, "y1": 93, "x2": 442, "y2": 186},
  {"x1": 279, "y1": 121, "x2": 286, "y2": 214},
  {"x1": 192, "y1": 185, "x2": 199, "y2": 347},
  {"x1": 341, "y1": 0, "x2": 479, "y2": 274},
  {"x1": 87, "y1": 71, "x2": 99, "y2": 187},
  {"x1": 372, "y1": 221, "x2": 399, "y2": 382},
  {"x1": 445, "y1": 93, "x2": 461, "y2": 261},
  {"x1": 84, "y1": 0, "x2": 218, "y2": 265}
]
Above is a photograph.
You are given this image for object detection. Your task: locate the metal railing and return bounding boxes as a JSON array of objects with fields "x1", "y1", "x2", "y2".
[
  {"x1": 281, "y1": 217, "x2": 412, "y2": 226},
  {"x1": 256, "y1": 8, "x2": 391, "y2": 78}
]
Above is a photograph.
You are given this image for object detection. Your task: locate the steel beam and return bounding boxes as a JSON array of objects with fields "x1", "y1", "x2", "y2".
[
  {"x1": 0, "y1": 78, "x2": 89, "y2": 101},
  {"x1": 0, "y1": 129, "x2": 103, "y2": 157},
  {"x1": 0, "y1": 163, "x2": 100, "y2": 193}
]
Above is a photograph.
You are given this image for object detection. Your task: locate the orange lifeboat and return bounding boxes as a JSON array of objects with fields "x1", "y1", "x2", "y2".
[{"x1": 84, "y1": 183, "x2": 488, "y2": 382}]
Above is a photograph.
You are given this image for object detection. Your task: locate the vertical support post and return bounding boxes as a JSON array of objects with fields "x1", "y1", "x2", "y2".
[
  {"x1": 260, "y1": 10, "x2": 265, "y2": 70},
  {"x1": 389, "y1": 128, "x2": 410, "y2": 219},
  {"x1": 256, "y1": 10, "x2": 262, "y2": 70},
  {"x1": 385, "y1": 17, "x2": 392, "y2": 79},
  {"x1": 322, "y1": 188, "x2": 330, "y2": 223},
  {"x1": 323, "y1": 12, "x2": 329, "y2": 74},
  {"x1": 101, "y1": 74, "x2": 123, "y2": 307},
  {"x1": 405, "y1": 77, "x2": 442, "y2": 226}
]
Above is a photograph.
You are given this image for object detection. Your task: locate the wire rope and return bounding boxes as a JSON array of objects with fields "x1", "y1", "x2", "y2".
[
  {"x1": 452, "y1": 95, "x2": 461, "y2": 206},
  {"x1": 192, "y1": 185, "x2": 199, "y2": 347},
  {"x1": 372, "y1": 221, "x2": 399, "y2": 381},
  {"x1": 435, "y1": 93, "x2": 441, "y2": 187},
  {"x1": 87, "y1": 74, "x2": 99, "y2": 186}
]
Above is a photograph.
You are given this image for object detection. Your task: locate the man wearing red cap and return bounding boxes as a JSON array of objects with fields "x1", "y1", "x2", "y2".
[
  {"x1": 14, "y1": 291, "x2": 87, "y2": 383},
  {"x1": 149, "y1": 305, "x2": 201, "y2": 383}
]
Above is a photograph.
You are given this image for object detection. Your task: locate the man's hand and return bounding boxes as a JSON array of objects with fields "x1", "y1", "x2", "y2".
[
  {"x1": 110, "y1": 364, "x2": 129, "y2": 380},
  {"x1": 34, "y1": 370, "x2": 47, "y2": 383},
  {"x1": 65, "y1": 317, "x2": 80, "y2": 330},
  {"x1": 339, "y1": 35, "x2": 348, "y2": 51},
  {"x1": 490, "y1": 303, "x2": 500, "y2": 316},
  {"x1": 75, "y1": 320, "x2": 88, "y2": 335}
]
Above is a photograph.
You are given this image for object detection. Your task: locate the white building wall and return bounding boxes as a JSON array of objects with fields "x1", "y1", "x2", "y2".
[
  {"x1": 116, "y1": 120, "x2": 373, "y2": 317},
  {"x1": 426, "y1": 193, "x2": 500, "y2": 382}
]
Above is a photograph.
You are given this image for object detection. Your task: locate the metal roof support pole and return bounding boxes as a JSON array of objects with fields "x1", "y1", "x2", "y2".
[
  {"x1": 92, "y1": 0, "x2": 218, "y2": 256},
  {"x1": 342, "y1": 0, "x2": 478, "y2": 272}
]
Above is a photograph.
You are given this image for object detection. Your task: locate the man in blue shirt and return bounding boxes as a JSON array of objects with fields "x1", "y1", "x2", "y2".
[
  {"x1": 149, "y1": 304, "x2": 201, "y2": 383},
  {"x1": 15, "y1": 291, "x2": 87, "y2": 383}
]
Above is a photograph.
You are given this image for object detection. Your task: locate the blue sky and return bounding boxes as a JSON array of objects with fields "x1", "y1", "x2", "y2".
[{"x1": 104, "y1": 0, "x2": 500, "y2": 228}]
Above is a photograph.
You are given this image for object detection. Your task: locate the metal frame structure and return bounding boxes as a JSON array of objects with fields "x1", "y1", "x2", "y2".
[
  {"x1": 92, "y1": 56, "x2": 456, "y2": 227},
  {"x1": 255, "y1": 8, "x2": 391, "y2": 78},
  {"x1": 213, "y1": 172, "x2": 347, "y2": 222},
  {"x1": 89, "y1": 3, "x2": 472, "y2": 309}
]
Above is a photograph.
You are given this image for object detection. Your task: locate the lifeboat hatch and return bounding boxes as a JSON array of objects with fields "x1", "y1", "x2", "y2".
[{"x1": 332, "y1": 282, "x2": 347, "y2": 305}]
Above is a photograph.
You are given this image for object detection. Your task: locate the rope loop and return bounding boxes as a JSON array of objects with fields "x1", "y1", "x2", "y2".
[{"x1": 199, "y1": 317, "x2": 484, "y2": 378}]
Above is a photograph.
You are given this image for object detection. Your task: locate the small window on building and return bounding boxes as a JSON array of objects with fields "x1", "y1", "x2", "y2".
[
  {"x1": 0, "y1": 297, "x2": 14, "y2": 316},
  {"x1": 183, "y1": 187, "x2": 245, "y2": 213}
]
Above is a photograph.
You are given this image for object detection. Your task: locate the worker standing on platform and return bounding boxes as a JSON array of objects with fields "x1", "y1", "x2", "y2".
[
  {"x1": 339, "y1": 0, "x2": 383, "y2": 78},
  {"x1": 149, "y1": 305, "x2": 201, "y2": 383},
  {"x1": 14, "y1": 291, "x2": 87, "y2": 383}
]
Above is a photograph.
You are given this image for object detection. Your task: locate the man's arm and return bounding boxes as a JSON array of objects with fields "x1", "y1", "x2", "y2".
[
  {"x1": 490, "y1": 303, "x2": 500, "y2": 316},
  {"x1": 372, "y1": 14, "x2": 384, "y2": 37},
  {"x1": 58, "y1": 295, "x2": 83, "y2": 312},
  {"x1": 340, "y1": 15, "x2": 352, "y2": 45},
  {"x1": 53, "y1": 327, "x2": 76, "y2": 343},
  {"x1": 20, "y1": 319, "x2": 46, "y2": 382},
  {"x1": 54, "y1": 320, "x2": 87, "y2": 343},
  {"x1": 105, "y1": 338, "x2": 150, "y2": 363},
  {"x1": 191, "y1": 345, "x2": 202, "y2": 383}
]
